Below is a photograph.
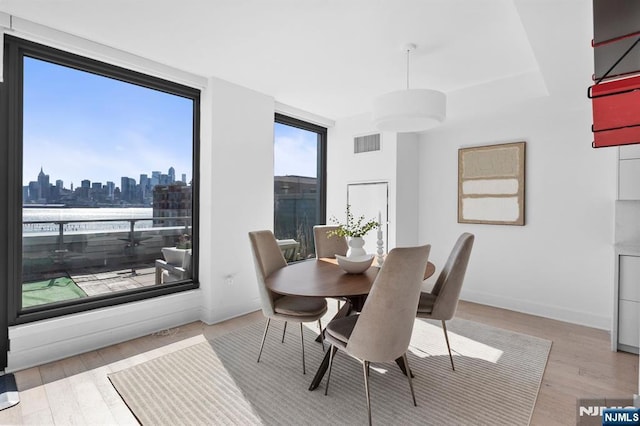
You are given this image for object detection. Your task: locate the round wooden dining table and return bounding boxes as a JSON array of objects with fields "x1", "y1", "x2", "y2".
[
  {"x1": 266, "y1": 257, "x2": 436, "y2": 298},
  {"x1": 265, "y1": 257, "x2": 436, "y2": 390}
]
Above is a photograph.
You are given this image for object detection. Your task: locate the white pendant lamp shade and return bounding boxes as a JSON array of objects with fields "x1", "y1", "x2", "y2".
[
  {"x1": 373, "y1": 88, "x2": 446, "y2": 132},
  {"x1": 373, "y1": 43, "x2": 446, "y2": 133}
]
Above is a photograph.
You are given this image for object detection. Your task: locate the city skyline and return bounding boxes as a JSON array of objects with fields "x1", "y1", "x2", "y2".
[
  {"x1": 22, "y1": 56, "x2": 193, "y2": 186},
  {"x1": 28, "y1": 165, "x2": 188, "y2": 192},
  {"x1": 24, "y1": 163, "x2": 191, "y2": 207}
]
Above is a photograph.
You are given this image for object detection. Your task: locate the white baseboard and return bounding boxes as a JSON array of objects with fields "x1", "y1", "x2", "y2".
[
  {"x1": 199, "y1": 298, "x2": 261, "y2": 325},
  {"x1": 461, "y1": 289, "x2": 610, "y2": 331}
]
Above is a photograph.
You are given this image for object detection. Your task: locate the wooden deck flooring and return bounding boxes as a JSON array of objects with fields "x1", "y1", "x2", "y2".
[{"x1": 71, "y1": 265, "x2": 156, "y2": 297}]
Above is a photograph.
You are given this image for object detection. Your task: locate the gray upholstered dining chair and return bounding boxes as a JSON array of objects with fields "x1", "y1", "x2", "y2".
[
  {"x1": 416, "y1": 232, "x2": 474, "y2": 371},
  {"x1": 323, "y1": 244, "x2": 431, "y2": 426},
  {"x1": 248, "y1": 230, "x2": 328, "y2": 374},
  {"x1": 313, "y1": 225, "x2": 348, "y2": 258}
]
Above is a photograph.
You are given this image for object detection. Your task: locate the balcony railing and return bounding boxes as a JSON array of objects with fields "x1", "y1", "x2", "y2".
[{"x1": 23, "y1": 216, "x2": 192, "y2": 281}]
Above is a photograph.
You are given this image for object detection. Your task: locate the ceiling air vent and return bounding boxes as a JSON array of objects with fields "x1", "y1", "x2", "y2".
[{"x1": 354, "y1": 133, "x2": 381, "y2": 154}]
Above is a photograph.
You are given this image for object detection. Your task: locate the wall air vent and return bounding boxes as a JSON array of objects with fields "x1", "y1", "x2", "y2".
[{"x1": 354, "y1": 133, "x2": 381, "y2": 154}]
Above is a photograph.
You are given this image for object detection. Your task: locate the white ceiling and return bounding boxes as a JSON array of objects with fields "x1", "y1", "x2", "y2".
[{"x1": 0, "y1": 0, "x2": 593, "y2": 122}]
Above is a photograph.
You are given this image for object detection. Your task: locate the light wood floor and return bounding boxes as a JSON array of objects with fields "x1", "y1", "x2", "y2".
[{"x1": 0, "y1": 300, "x2": 636, "y2": 425}]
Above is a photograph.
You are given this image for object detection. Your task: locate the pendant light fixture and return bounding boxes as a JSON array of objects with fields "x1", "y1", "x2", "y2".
[{"x1": 372, "y1": 43, "x2": 446, "y2": 133}]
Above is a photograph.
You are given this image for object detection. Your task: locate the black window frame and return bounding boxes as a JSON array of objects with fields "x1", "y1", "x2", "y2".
[
  {"x1": 274, "y1": 113, "x2": 327, "y2": 250},
  {"x1": 1, "y1": 35, "x2": 200, "y2": 325}
]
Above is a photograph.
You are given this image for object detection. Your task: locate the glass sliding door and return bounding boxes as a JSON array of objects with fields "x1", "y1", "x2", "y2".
[{"x1": 273, "y1": 114, "x2": 326, "y2": 260}]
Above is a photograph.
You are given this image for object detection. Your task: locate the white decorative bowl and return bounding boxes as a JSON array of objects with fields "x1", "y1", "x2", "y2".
[{"x1": 335, "y1": 254, "x2": 375, "y2": 274}]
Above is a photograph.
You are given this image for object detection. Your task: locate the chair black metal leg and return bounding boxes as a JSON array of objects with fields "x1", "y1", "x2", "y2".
[
  {"x1": 309, "y1": 345, "x2": 337, "y2": 391},
  {"x1": 362, "y1": 360, "x2": 372, "y2": 426},
  {"x1": 402, "y1": 353, "x2": 417, "y2": 406},
  {"x1": 317, "y1": 319, "x2": 325, "y2": 351},
  {"x1": 300, "y1": 323, "x2": 306, "y2": 374},
  {"x1": 395, "y1": 356, "x2": 414, "y2": 378},
  {"x1": 257, "y1": 318, "x2": 271, "y2": 363},
  {"x1": 281, "y1": 321, "x2": 287, "y2": 343},
  {"x1": 325, "y1": 344, "x2": 335, "y2": 395},
  {"x1": 442, "y1": 320, "x2": 455, "y2": 371}
]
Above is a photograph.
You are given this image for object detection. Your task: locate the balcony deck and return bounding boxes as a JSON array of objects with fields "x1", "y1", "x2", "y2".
[
  {"x1": 22, "y1": 216, "x2": 191, "y2": 306},
  {"x1": 70, "y1": 264, "x2": 157, "y2": 297}
]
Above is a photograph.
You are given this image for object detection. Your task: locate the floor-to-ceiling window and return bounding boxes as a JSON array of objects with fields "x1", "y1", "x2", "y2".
[
  {"x1": 1, "y1": 35, "x2": 200, "y2": 325},
  {"x1": 273, "y1": 114, "x2": 326, "y2": 260}
]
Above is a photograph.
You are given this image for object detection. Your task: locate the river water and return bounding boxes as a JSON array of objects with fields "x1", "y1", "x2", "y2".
[{"x1": 23, "y1": 207, "x2": 154, "y2": 234}]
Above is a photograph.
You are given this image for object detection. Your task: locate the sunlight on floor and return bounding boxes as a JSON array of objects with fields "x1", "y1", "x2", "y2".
[
  {"x1": 409, "y1": 319, "x2": 504, "y2": 364},
  {"x1": 301, "y1": 303, "x2": 505, "y2": 365}
]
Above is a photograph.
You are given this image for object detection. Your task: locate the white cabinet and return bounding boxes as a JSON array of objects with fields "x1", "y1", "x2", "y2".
[
  {"x1": 615, "y1": 253, "x2": 640, "y2": 354},
  {"x1": 619, "y1": 300, "x2": 639, "y2": 349},
  {"x1": 620, "y1": 144, "x2": 640, "y2": 160},
  {"x1": 620, "y1": 256, "x2": 640, "y2": 301},
  {"x1": 619, "y1": 160, "x2": 640, "y2": 200}
]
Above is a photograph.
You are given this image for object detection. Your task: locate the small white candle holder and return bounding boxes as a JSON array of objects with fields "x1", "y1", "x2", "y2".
[{"x1": 376, "y1": 226, "x2": 384, "y2": 266}]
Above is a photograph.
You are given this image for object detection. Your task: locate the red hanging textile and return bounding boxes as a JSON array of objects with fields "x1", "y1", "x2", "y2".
[{"x1": 590, "y1": 74, "x2": 640, "y2": 148}]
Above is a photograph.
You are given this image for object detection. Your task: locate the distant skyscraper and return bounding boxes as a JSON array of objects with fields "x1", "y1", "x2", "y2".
[
  {"x1": 181, "y1": 173, "x2": 186, "y2": 184},
  {"x1": 106, "y1": 181, "x2": 115, "y2": 200},
  {"x1": 37, "y1": 167, "x2": 50, "y2": 202},
  {"x1": 55, "y1": 180, "x2": 63, "y2": 190},
  {"x1": 28, "y1": 181, "x2": 38, "y2": 202},
  {"x1": 151, "y1": 171, "x2": 161, "y2": 188},
  {"x1": 168, "y1": 167, "x2": 175, "y2": 184},
  {"x1": 139, "y1": 174, "x2": 149, "y2": 201},
  {"x1": 152, "y1": 183, "x2": 192, "y2": 227},
  {"x1": 120, "y1": 177, "x2": 136, "y2": 203},
  {"x1": 79, "y1": 179, "x2": 91, "y2": 200}
]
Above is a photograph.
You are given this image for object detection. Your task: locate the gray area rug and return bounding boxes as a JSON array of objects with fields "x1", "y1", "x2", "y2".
[{"x1": 109, "y1": 318, "x2": 551, "y2": 425}]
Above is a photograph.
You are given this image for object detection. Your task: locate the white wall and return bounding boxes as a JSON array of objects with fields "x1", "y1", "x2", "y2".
[
  {"x1": 418, "y1": 98, "x2": 617, "y2": 329},
  {"x1": 617, "y1": 141, "x2": 640, "y2": 397},
  {"x1": 327, "y1": 113, "x2": 428, "y2": 252},
  {"x1": 396, "y1": 133, "x2": 420, "y2": 247},
  {"x1": 328, "y1": 100, "x2": 619, "y2": 331},
  {"x1": 327, "y1": 114, "x2": 398, "y2": 250},
  {"x1": 8, "y1": 291, "x2": 202, "y2": 371},
  {"x1": 200, "y1": 76, "x2": 275, "y2": 324}
]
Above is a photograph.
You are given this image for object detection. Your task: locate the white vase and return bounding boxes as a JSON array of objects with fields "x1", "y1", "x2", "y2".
[{"x1": 347, "y1": 236, "x2": 367, "y2": 258}]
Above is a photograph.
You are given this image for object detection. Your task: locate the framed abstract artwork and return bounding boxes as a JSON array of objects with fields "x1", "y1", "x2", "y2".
[{"x1": 458, "y1": 141, "x2": 526, "y2": 225}]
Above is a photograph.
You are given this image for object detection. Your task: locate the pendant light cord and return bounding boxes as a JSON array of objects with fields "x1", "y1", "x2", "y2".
[{"x1": 406, "y1": 47, "x2": 410, "y2": 90}]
